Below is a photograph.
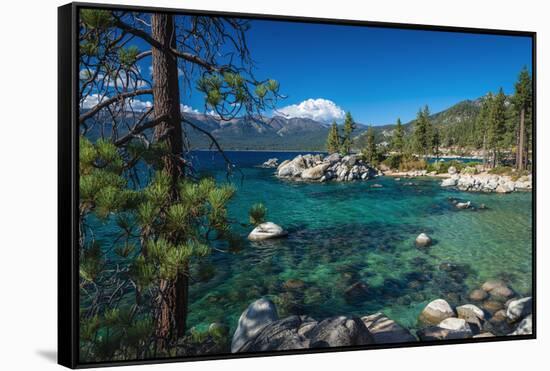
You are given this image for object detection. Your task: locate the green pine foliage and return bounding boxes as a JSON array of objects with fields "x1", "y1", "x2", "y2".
[
  {"x1": 361, "y1": 126, "x2": 379, "y2": 164},
  {"x1": 249, "y1": 203, "x2": 267, "y2": 226},
  {"x1": 340, "y1": 112, "x2": 356, "y2": 155},
  {"x1": 326, "y1": 121, "x2": 341, "y2": 154}
]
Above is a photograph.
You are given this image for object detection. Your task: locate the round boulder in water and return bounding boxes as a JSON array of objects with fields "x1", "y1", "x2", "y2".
[
  {"x1": 415, "y1": 233, "x2": 432, "y2": 247},
  {"x1": 248, "y1": 222, "x2": 288, "y2": 241}
]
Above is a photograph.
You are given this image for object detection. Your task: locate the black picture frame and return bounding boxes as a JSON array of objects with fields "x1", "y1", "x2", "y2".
[{"x1": 58, "y1": 2, "x2": 537, "y2": 368}]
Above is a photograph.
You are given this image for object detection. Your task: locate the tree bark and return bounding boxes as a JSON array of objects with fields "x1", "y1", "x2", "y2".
[
  {"x1": 518, "y1": 108, "x2": 525, "y2": 170},
  {"x1": 150, "y1": 13, "x2": 188, "y2": 350}
]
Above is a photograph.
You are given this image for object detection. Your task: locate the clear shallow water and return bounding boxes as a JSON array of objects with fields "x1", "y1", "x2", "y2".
[
  {"x1": 90, "y1": 151, "x2": 533, "y2": 335},
  {"x1": 186, "y1": 151, "x2": 532, "y2": 334}
]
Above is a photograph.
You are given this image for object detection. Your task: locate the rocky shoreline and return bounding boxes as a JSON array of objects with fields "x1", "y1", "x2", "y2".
[
  {"x1": 230, "y1": 279, "x2": 532, "y2": 352},
  {"x1": 261, "y1": 155, "x2": 532, "y2": 192}
]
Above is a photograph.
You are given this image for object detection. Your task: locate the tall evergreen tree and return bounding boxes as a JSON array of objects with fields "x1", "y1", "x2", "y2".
[
  {"x1": 392, "y1": 118, "x2": 404, "y2": 153},
  {"x1": 362, "y1": 126, "x2": 378, "y2": 164},
  {"x1": 487, "y1": 88, "x2": 507, "y2": 167},
  {"x1": 413, "y1": 105, "x2": 432, "y2": 158},
  {"x1": 77, "y1": 9, "x2": 281, "y2": 359},
  {"x1": 326, "y1": 121, "x2": 341, "y2": 153},
  {"x1": 513, "y1": 67, "x2": 532, "y2": 170},
  {"x1": 340, "y1": 112, "x2": 356, "y2": 155},
  {"x1": 475, "y1": 93, "x2": 492, "y2": 166}
]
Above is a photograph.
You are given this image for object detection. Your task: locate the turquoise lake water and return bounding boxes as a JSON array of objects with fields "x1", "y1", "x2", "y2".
[{"x1": 183, "y1": 151, "x2": 533, "y2": 334}]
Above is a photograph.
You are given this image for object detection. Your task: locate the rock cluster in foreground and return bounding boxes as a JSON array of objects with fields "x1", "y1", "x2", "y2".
[
  {"x1": 232, "y1": 282, "x2": 532, "y2": 352},
  {"x1": 441, "y1": 173, "x2": 532, "y2": 193},
  {"x1": 276, "y1": 153, "x2": 379, "y2": 182},
  {"x1": 231, "y1": 298, "x2": 416, "y2": 353},
  {"x1": 417, "y1": 280, "x2": 532, "y2": 340}
]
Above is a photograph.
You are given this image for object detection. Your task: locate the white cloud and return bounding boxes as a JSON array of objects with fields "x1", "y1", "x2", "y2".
[
  {"x1": 275, "y1": 98, "x2": 346, "y2": 123},
  {"x1": 80, "y1": 94, "x2": 103, "y2": 109},
  {"x1": 181, "y1": 104, "x2": 199, "y2": 114},
  {"x1": 80, "y1": 94, "x2": 153, "y2": 112}
]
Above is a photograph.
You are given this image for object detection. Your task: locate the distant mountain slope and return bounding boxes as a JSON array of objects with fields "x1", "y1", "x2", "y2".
[
  {"x1": 354, "y1": 99, "x2": 483, "y2": 147},
  {"x1": 184, "y1": 113, "x2": 369, "y2": 151},
  {"x1": 82, "y1": 98, "x2": 486, "y2": 151}
]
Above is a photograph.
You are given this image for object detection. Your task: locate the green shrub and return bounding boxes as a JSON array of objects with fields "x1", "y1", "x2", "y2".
[
  {"x1": 249, "y1": 203, "x2": 267, "y2": 226},
  {"x1": 382, "y1": 154, "x2": 403, "y2": 170},
  {"x1": 489, "y1": 166, "x2": 514, "y2": 175}
]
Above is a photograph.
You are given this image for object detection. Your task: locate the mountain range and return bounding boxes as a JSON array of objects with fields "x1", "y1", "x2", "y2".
[{"x1": 184, "y1": 98, "x2": 483, "y2": 151}]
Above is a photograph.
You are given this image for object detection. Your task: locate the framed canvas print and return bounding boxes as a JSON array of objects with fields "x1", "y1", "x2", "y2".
[{"x1": 58, "y1": 2, "x2": 536, "y2": 368}]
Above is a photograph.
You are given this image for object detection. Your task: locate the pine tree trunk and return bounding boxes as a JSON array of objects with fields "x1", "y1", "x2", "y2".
[
  {"x1": 518, "y1": 108, "x2": 525, "y2": 170},
  {"x1": 150, "y1": 13, "x2": 188, "y2": 350}
]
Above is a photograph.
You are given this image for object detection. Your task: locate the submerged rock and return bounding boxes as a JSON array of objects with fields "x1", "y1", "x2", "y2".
[
  {"x1": 415, "y1": 233, "x2": 432, "y2": 248},
  {"x1": 418, "y1": 299, "x2": 455, "y2": 326},
  {"x1": 231, "y1": 298, "x2": 279, "y2": 352},
  {"x1": 283, "y1": 279, "x2": 306, "y2": 290},
  {"x1": 248, "y1": 222, "x2": 288, "y2": 241},
  {"x1": 455, "y1": 201, "x2": 471, "y2": 209},
  {"x1": 469, "y1": 289, "x2": 489, "y2": 301},
  {"x1": 361, "y1": 313, "x2": 417, "y2": 344},
  {"x1": 344, "y1": 281, "x2": 369, "y2": 302}
]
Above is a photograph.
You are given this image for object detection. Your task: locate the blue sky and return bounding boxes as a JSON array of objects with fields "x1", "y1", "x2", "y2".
[{"x1": 127, "y1": 18, "x2": 532, "y2": 125}]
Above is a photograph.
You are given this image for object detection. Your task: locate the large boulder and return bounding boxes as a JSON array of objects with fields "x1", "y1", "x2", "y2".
[
  {"x1": 277, "y1": 156, "x2": 307, "y2": 177},
  {"x1": 448, "y1": 166, "x2": 457, "y2": 175},
  {"x1": 441, "y1": 178, "x2": 458, "y2": 187},
  {"x1": 418, "y1": 299, "x2": 455, "y2": 326},
  {"x1": 301, "y1": 163, "x2": 330, "y2": 180},
  {"x1": 361, "y1": 313, "x2": 417, "y2": 344},
  {"x1": 509, "y1": 314, "x2": 532, "y2": 336},
  {"x1": 496, "y1": 182, "x2": 514, "y2": 194},
  {"x1": 248, "y1": 222, "x2": 288, "y2": 241},
  {"x1": 231, "y1": 298, "x2": 279, "y2": 352},
  {"x1": 323, "y1": 153, "x2": 342, "y2": 165},
  {"x1": 236, "y1": 315, "x2": 314, "y2": 352},
  {"x1": 506, "y1": 297, "x2": 532, "y2": 322},
  {"x1": 438, "y1": 318, "x2": 473, "y2": 338},
  {"x1": 415, "y1": 233, "x2": 432, "y2": 248},
  {"x1": 457, "y1": 304, "x2": 485, "y2": 333},
  {"x1": 307, "y1": 316, "x2": 374, "y2": 348},
  {"x1": 417, "y1": 325, "x2": 472, "y2": 341}
]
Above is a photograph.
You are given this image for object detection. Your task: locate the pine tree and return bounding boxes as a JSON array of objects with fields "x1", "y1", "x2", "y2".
[
  {"x1": 475, "y1": 94, "x2": 492, "y2": 166},
  {"x1": 513, "y1": 67, "x2": 532, "y2": 170},
  {"x1": 413, "y1": 106, "x2": 431, "y2": 158},
  {"x1": 487, "y1": 88, "x2": 507, "y2": 167},
  {"x1": 340, "y1": 112, "x2": 356, "y2": 155},
  {"x1": 326, "y1": 121, "x2": 341, "y2": 153},
  {"x1": 392, "y1": 118, "x2": 404, "y2": 153},
  {"x1": 362, "y1": 126, "x2": 378, "y2": 164}
]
